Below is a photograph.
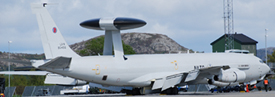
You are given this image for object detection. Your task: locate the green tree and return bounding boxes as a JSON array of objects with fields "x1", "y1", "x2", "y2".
[
  {"x1": 85, "y1": 36, "x2": 105, "y2": 55},
  {"x1": 28, "y1": 75, "x2": 45, "y2": 86},
  {"x1": 28, "y1": 69, "x2": 45, "y2": 86},
  {"x1": 122, "y1": 42, "x2": 135, "y2": 54},
  {"x1": 78, "y1": 49, "x2": 90, "y2": 56},
  {"x1": 79, "y1": 36, "x2": 135, "y2": 56},
  {"x1": 11, "y1": 75, "x2": 28, "y2": 86},
  {"x1": 267, "y1": 50, "x2": 275, "y2": 63}
]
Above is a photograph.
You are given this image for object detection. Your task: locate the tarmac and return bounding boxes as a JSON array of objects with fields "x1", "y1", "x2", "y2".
[{"x1": 29, "y1": 91, "x2": 275, "y2": 97}]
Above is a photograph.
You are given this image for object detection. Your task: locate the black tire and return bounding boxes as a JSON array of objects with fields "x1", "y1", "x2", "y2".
[
  {"x1": 268, "y1": 87, "x2": 272, "y2": 91},
  {"x1": 126, "y1": 90, "x2": 133, "y2": 95},
  {"x1": 166, "y1": 88, "x2": 172, "y2": 95},
  {"x1": 172, "y1": 87, "x2": 178, "y2": 95},
  {"x1": 210, "y1": 89, "x2": 214, "y2": 93},
  {"x1": 164, "y1": 87, "x2": 178, "y2": 95},
  {"x1": 132, "y1": 88, "x2": 141, "y2": 95},
  {"x1": 160, "y1": 89, "x2": 167, "y2": 94}
]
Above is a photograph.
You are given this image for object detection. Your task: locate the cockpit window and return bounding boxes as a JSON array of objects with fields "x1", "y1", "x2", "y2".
[{"x1": 259, "y1": 60, "x2": 264, "y2": 63}]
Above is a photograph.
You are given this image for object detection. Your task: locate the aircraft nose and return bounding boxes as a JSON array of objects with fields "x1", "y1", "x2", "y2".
[{"x1": 263, "y1": 64, "x2": 271, "y2": 74}]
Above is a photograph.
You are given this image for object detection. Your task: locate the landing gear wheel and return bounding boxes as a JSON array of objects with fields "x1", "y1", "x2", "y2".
[
  {"x1": 125, "y1": 90, "x2": 133, "y2": 95},
  {"x1": 160, "y1": 89, "x2": 167, "y2": 94},
  {"x1": 172, "y1": 87, "x2": 178, "y2": 95},
  {"x1": 125, "y1": 88, "x2": 141, "y2": 95},
  {"x1": 132, "y1": 88, "x2": 141, "y2": 95},
  {"x1": 166, "y1": 88, "x2": 172, "y2": 94},
  {"x1": 161, "y1": 87, "x2": 178, "y2": 95}
]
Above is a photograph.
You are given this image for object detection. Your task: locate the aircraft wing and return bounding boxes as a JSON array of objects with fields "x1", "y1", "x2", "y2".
[
  {"x1": 129, "y1": 65, "x2": 228, "y2": 91},
  {"x1": 0, "y1": 70, "x2": 87, "y2": 85},
  {"x1": 196, "y1": 65, "x2": 229, "y2": 77},
  {"x1": 186, "y1": 65, "x2": 230, "y2": 85}
]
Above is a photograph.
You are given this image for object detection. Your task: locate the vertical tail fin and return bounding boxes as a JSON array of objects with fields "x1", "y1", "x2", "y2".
[{"x1": 31, "y1": 3, "x2": 80, "y2": 59}]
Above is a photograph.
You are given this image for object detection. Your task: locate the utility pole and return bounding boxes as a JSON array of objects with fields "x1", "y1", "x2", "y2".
[
  {"x1": 265, "y1": 29, "x2": 268, "y2": 64},
  {"x1": 8, "y1": 41, "x2": 12, "y2": 97},
  {"x1": 223, "y1": 0, "x2": 234, "y2": 50}
]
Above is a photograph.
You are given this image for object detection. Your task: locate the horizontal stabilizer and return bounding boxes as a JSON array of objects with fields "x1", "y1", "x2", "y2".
[
  {"x1": 44, "y1": 74, "x2": 87, "y2": 85},
  {"x1": 39, "y1": 56, "x2": 71, "y2": 69},
  {"x1": 0, "y1": 71, "x2": 49, "y2": 75}
]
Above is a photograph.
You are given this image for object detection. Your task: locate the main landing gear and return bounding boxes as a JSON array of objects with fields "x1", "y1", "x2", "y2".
[
  {"x1": 161, "y1": 87, "x2": 178, "y2": 95},
  {"x1": 124, "y1": 87, "x2": 179, "y2": 95},
  {"x1": 125, "y1": 88, "x2": 142, "y2": 95}
]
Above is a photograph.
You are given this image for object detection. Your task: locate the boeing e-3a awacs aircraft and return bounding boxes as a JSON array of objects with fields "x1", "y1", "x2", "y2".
[{"x1": 2, "y1": 3, "x2": 271, "y2": 95}]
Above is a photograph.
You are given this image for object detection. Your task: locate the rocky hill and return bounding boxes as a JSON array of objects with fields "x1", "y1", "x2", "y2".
[
  {"x1": 70, "y1": 32, "x2": 189, "y2": 54},
  {"x1": 0, "y1": 52, "x2": 44, "y2": 70},
  {"x1": 0, "y1": 33, "x2": 189, "y2": 70},
  {"x1": 257, "y1": 47, "x2": 275, "y2": 61}
]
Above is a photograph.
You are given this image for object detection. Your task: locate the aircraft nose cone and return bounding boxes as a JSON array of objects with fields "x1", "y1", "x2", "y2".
[
  {"x1": 114, "y1": 17, "x2": 146, "y2": 30},
  {"x1": 263, "y1": 64, "x2": 271, "y2": 74}
]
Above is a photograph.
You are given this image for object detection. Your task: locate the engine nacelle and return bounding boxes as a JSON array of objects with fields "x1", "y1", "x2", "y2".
[
  {"x1": 214, "y1": 68, "x2": 246, "y2": 82},
  {"x1": 208, "y1": 79, "x2": 238, "y2": 87}
]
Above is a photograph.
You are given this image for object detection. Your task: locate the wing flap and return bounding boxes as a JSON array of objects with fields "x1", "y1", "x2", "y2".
[
  {"x1": 161, "y1": 73, "x2": 183, "y2": 91},
  {"x1": 152, "y1": 78, "x2": 164, "y2": 90},
  {"x1": 151, "y1": 73, "x2": 186, "y2": 91},
  {"x1": 184, "y1": 70, "x2": 199, "y2": 82}
]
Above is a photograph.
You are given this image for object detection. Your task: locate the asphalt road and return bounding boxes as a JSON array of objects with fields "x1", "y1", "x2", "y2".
[{"x1": 26, "y1": 91, "x2": 275, "y2": 97}]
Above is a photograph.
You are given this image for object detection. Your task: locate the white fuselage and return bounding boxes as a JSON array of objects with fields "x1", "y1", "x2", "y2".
[
  {"x1": 29, "y1": 3, "x2": 270, "y2": 89},
  {"x1": 43, "y1": 53, "x2": 270, "y2": 87}
]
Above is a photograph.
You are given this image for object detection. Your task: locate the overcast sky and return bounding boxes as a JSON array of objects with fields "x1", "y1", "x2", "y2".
[{"x1": 1, "y1": 0, "x2": 274, "y2": 54}]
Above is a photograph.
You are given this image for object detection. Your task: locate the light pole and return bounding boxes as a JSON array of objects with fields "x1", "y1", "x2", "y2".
[
  {"x1": 265, "y1": 29, "x2": 268, "y2": 65},
  {"x1": 8, "y1": 41, "x2": 12, "y2": 97}
]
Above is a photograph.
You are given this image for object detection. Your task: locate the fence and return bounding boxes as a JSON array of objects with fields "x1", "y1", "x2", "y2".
[
  {"x1": 4, "y1": 87, "x2": 16, "y2": 97},
  {"x1": 21, "y1": 85, "x2": 73, "y2": 96},
  {"x1": 3, "y1": 80, "x2": 275, "y2": 96}
]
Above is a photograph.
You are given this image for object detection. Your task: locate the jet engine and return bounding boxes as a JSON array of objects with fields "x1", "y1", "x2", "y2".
[
  {"x1": 214, "y1": 68, "x2": 246, "y2": 82},
  {"x1": 208, "y1": 79, "x2": 238, "y2": 87}
]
